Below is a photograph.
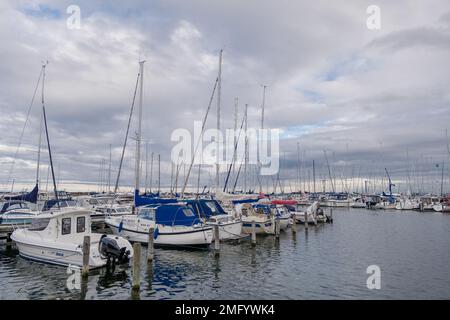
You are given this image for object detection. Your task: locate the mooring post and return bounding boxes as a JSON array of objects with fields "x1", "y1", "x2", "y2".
[
  {"x1": 147, "y1": 227, "x2": 154, "y2": 262},
  {"x1": 275, "y1": 218, "x2": 280, "y2": 239},
  {"x1": 82, "y1": 235, "x2": 90, "y2": 278},
  {"x1": 132, "y1": 243, "x2": 141, "y2": 291},
  {"x1": 304, "y1": 212, "x2": 309, "y2": 231},
  {"x1": 214, "y1": 224, "x2": 220, "y2": 256},
  {"x1": 291, "y1": 215, "x2": 297, "y2": 234},
  {"x1": 251, "y1": 220, "x2": 256, "y2": 247},
  {"x1": 330, "y1": 208, "x2": 333, "y2": 223}
]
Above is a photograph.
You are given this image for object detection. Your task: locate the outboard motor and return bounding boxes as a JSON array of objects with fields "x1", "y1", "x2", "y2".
[{"x1": 99, "y1": 235, "x2": 131, "y2": 268}]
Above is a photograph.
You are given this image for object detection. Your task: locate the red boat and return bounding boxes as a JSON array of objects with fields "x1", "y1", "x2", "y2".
[{"x1": 271, "y1": 199, "x2": 298, "y2": 205}]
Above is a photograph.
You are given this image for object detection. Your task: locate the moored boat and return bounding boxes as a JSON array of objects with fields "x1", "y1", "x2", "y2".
[{"x1": 11, "y1": 208, "x2": 133, "y2": 268}]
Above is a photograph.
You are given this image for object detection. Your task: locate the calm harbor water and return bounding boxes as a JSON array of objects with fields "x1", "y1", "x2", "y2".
[{"x1": 1, "y1": 208, "x2": 450, "y2": 300}]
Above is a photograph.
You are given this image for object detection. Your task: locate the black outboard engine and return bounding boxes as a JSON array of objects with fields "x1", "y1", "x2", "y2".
[{"x1": 99, "y1": 235, "x2": 131, "y2": 268}]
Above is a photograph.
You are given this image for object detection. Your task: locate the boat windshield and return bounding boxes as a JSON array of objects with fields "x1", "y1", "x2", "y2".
[
  {"x1": 28, "y1": 218, "x2": 51, "y2": 231},
  {"x1": 204, "y1": 201, "x2": 220, "y2": 214},
  {"x1": 139, "y1": 208, "x2": 155, "y2": 220}
]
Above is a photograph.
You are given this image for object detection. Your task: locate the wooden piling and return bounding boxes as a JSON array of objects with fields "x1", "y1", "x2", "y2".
[
  {"x1": 291, "y1": 215, "x2": 297, "y2": 234},
  {"x1": 304, "y1": 212, "x2": 309, "y2": 231},
  {"x1": 82, "y1": 236, "x2": 90, "y2": 278},
  {"x1": 214, "y1": 224, "x2": 220, "y2": 255},
  {"x1": 132, "y1": 242, "x2": 141, "y2": 291},
  {"x1": 147, "y1": 227, "x2": 154, "y2": 262},
  {"x1": 275, "y1": 218, "x2": 280, "y2": 239},
  {"x1": 330, "y1": 208, "x2": 333, "y2": 223},
  {"x1": 251, "y1": 221, "x2": 256, "y2": 247}
]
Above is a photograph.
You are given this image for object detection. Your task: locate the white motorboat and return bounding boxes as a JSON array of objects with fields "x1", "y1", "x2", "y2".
[
  {"x1": 273, "y1": 205, "x2": 291, "y2": 230},
  {"x1": 11, "y1": 208, "x2": 133, "y2": 268},
  {"x1": 349, "y1": 197, "x2": 367, "y2": 208},
  {"x1": 395, "y1": 197, "x2": 420, "y2": 210},
  {"x1": 106, "y1": 203, "x2": 213, "y2": 248},
  {"x1": 184, "y1": 199, "x2": 242, "y2": 241},
  {"x1": 235, "y1": 203, "x2": 275, "y2": 235},
  {"x1": 92, "y1": 204, "x2": 133, "y2": 222}
]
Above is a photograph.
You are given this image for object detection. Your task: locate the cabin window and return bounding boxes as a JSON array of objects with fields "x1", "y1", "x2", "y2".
[
  {"x1": 183, "y1": 209, "x2": 195, "y2": 217},
  {"x1": 29, "y1": 218, "x2": 50, "y2": 231},
  {"x1": 61, "y1": 217, "x2": 71, "y2": 235},
  {"x1": 6, "y1": 203, "x2": 22, "y2": 211},
  {"x1": 205, "y1": 202, "x2": 219, "y2": 213},
  {"x1": 77, "y1": 216, "x2": 86, "y2": 233}
]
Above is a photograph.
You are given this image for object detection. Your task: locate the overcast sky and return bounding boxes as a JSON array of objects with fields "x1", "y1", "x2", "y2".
[{"x1": 1, "y1": 0, "x2": 450, "y2": 194}]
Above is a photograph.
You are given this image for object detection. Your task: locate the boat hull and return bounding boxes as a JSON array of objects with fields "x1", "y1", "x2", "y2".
[{"x1": 106, "y1": 218, "x2": 213, "y2": 248}]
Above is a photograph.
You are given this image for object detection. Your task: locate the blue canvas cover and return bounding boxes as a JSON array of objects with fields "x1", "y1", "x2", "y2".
[
  {"x1": 155, "y1": 204, "x2": 201, "y2": 226},
  {"x1": 231, "y1": 198, "x2": 259, "y2": 205},
  {"x1": 185, "y1": 199, "x2": 226, "y2": 218},
  {"x1": 134, "y1": 190, "x2": 177, "y2": 207},
  {"x1": 252, "y1": 203, "x2": 272, "y2": 215},
  {"x1": 3, "y1": 184, "x2": 38, "y2": 204}
]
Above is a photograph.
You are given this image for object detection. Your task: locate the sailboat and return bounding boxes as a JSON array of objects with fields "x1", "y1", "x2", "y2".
[{"x1": 105, "y1": 61, "x2": 213, "y2": 247}]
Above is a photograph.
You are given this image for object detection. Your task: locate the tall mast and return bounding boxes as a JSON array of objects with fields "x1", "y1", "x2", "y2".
[
  {"x1": 296, "y1": 141, "x2": 301, "y2": 192},
  {"x1": 36, "y1": 64, "x2": 45, "y2": 186},
  {"x1": 244, "y1": 103, "x2": 248, "y2": 193},
  {"x1": 233, "y1": 97, "x2": 238, "y2": 187},
  {"x1": 134, "y1": 60, "x2": 145, "y2": 196},
  {"x1": 215, "y1": 49, "x2": 223, "y2": 195},
  {"x1": 258, "y1": 85, "x2": 267, "y2": 194},
  {"x1": 312, "y1": 159, "x2": 316, "y2": 193},
  {"x1": 158, "y1": 154, "x2": 161, "y2": 194},
  {"x1": 144, "y1": 142, "x2": 148, "y2": 193},
  {"x1": 108, "y1": 144, "x2": 112, "y2": 193},
  {"x1": 149, "y1": 151, "x2": 154, "y2": 193},
  {"x1": 41, "y1": 63, "x2": 59, "y2": 206}
]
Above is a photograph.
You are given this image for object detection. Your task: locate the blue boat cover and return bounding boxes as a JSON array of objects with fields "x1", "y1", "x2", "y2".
[
  {"x1": 185, "y1": 199, "x2": 227, "y2": 218},
  {"x1": 155, "y1": 204, "x2": 201, "y2": 226},
  {"x1": 134, "y1": 189, "x2": 177, "y2": 207},
  {"x1": 231, "y1": 198, "x2": 259, "y2": 205},
  {"x1": 3, "y1": 184, "x2": 38, "y2": 204}
]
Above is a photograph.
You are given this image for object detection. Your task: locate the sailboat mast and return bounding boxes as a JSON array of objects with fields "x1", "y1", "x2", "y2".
[
  {"x1": 244, "y1": 103, "x2": 248, "y2": 193},
  {"x1": 108, "y1": 144, "x2": 112, "y2": 193},
  {"x1": 135, "y1": 60, "x2": 145, "y2": 196},
  {"x1": 149, "y1": 151, "x2": 154, "y2": 193},
  {"x1": 234, "y1": 97, "x2": 238, "y2": 187},
  {"x1": 296, "y1": 141, "x2": 301, "y2": 192},
  {"x1": 40, "y1": 63, "x2": 59, "y2": 206},
  {"x1": 313, "y1": 159, "x2": 316, "y2": 194},
  {"x1": 215, "y1": 49, "x2": 223, "y2": 195},
  {"x1": 36, "y1": 71, "x2": 44, "y2": 186},
  {"x1": 158, "y1": 154, "x2": 161, "y2": 194}
]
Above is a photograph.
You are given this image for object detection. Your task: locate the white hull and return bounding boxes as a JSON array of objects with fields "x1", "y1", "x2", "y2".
[
  {"x1": 207, "y1": 220, "x2": 243, "y2": 241},
  {"x1": 106, "y1": 217, "x2": 213, "y2": 247},
  {"x1": 241, "y1": 216, "x2": 274, "y2": 235},
  {"x1": 12, "y1": 230, "x2": 132, "y2": 268},
  {"x1": 292, "y1": 211, "x2": 317, "y2": 225}
]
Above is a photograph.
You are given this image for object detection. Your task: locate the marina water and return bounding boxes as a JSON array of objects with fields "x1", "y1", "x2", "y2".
[{"x1": 1, "y1": 208, "x2": 449, "y2": 299}]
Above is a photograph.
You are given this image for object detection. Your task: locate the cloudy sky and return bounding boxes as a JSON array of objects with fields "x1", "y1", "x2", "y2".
[{"x1": 1, "y1": 0, "x2": 450, "y2": 194}]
